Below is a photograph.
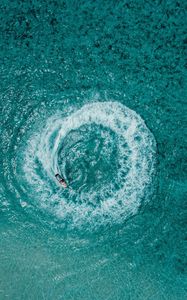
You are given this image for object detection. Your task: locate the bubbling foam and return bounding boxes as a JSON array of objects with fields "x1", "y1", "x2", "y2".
[{"x1": 23, "y1": 101, "x2": 156, "y2": 230}]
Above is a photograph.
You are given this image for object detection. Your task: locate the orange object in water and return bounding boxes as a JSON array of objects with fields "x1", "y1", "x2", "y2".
[{"x1": 55, "y1": 174, "x2": 67, "y2": 188}]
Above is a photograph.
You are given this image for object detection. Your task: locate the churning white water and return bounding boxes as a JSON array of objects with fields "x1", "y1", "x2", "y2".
[{"x1": 21, "y1": 101, "x2": 156, "y2": 230}]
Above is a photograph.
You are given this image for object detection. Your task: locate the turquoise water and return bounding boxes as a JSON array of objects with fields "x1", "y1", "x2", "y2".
[{"x1": 0, "y1": 1, "x2": 186, "y2": 299}]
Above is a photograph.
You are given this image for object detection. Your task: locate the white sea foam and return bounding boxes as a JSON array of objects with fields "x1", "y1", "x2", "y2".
[{"x1": 23, "y1": 101, "x2": 156, "y2": 229}]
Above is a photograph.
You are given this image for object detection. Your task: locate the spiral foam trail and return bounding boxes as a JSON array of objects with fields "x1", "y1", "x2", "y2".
[{"x1": 7, "y1": 101, "x2": 156, "y2": 230}]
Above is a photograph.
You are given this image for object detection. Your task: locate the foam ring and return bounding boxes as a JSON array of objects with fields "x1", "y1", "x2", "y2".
[{"x1": 23, "y1": 101, "x2": 156, "y2": 230}]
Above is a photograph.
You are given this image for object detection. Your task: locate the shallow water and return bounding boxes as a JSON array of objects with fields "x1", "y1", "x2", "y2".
[{"x1": 0, "y1": 1, "x2": 186, "y2": 299}]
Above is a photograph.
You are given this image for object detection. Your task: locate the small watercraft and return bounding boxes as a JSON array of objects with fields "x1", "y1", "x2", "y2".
[{"x1": 55, "y1": 173, "x2": 67, "y2": 188}]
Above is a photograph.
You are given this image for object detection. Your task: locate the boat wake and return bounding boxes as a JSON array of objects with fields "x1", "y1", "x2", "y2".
[{"x1": 4, "y1": 101, "x2": 156, "y2": 230}]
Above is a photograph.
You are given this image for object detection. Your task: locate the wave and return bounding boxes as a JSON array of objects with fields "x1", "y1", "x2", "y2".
[{"x1": 2, "y1": 101, "x2": 156, "y2": 230}]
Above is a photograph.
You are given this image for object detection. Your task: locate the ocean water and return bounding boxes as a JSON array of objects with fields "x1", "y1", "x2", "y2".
[{"x1": 0, "y1": 1, "x2": 186, "y2": 299}]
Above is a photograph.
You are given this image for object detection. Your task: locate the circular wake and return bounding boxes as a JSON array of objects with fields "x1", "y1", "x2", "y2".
[{"x1": 14, "y1": 102, "x2": 156, "y2": 230}]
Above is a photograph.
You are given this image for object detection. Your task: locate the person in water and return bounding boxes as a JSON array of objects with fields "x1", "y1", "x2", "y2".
[{"x1": 55, "y1": 173, "x2": 67, "y2": 188}]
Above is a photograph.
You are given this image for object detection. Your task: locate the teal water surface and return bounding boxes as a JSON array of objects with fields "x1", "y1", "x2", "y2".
[{"x1": 0, "y1": 0, "x2": 186, "y2": 299}]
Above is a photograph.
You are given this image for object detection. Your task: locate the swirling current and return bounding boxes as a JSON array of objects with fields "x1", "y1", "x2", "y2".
[{"x1": 3, "y1": 101, "x2": 156, "y2": 230}]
